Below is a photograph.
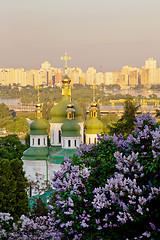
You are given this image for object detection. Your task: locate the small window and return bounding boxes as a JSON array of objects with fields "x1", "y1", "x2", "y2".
[
  {"x1": 32, "y1": 138, "x2": 34, "y2": 145},
  {"x1": 59, "y1": 130, "x2": 61, "y2": 143},
  {"x1": 89, "y1": 138, "x2": 91, "y2": 144},
  {"x1": 74, "y1": 140, "x2": 76, "y2": 147},
  {"x1": 38, "y1": 138, "x2": 40, "y2": 145},
  {"x1": 69, "y1": 113, "x2": 72, "y2": 119},
  {"x1": 94, "y1": 138, "x2": 96, "y2": 144},
  {"x1": 68, "y1": 140, "x2": 71, "y2": 147},
  {"x1": 44, "y1": 138, "x2": 46, "y2": 145}
]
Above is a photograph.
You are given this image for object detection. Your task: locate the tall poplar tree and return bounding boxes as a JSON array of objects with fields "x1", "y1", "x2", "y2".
[{"x1": 0, "y1": 158, "x2": 30, "y2": 221}]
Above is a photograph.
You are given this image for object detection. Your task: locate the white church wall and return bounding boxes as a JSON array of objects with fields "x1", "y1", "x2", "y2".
[
  {"x1": 61, "y1": 136, "x2": 81, "y2": 149},
  {"x1": 23, "y1": 160, "x2": 47, "y2": 183},
  {"x1": 30, "y1": 135, "x2": 47, "y2": 147},
  {"x1": 50, "y1": 123, "x2": 63, "y2": 146},
  {"x1": 79, "y1": 122, "x2": 84, "y2": 143},
  {"x1": 86, "y1": 134, "x2": 97, "y2": 145},
  {"x1": 48, "y1": 162, "x2": 61, "y2": 182}
]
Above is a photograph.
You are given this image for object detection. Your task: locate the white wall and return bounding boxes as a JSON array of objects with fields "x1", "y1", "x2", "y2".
[
  {"x1": 61, "y1": 136, "x2": 81, "y2": 149},
  {"x1": 50, "y1": 123, "x2": 63, "y2": 146},
  {"x1": 86, "y1": 134, "x2": 97, "y2": 145},
  {"x1": 30, "y1": 135, "x2": 47, "y2": 147}
]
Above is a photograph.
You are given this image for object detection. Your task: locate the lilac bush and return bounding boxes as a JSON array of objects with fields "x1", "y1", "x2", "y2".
[
  {"x1": 0, "y1": 113, "x2": 160, "y2": 239},
  {"x1": 51, "y1": 114, "x2": 160, "y2": 239}
]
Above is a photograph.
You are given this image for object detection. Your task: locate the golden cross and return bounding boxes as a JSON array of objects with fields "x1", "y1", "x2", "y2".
[{"x1": 60, "y1": 52, "x2": 71, "y2": 72}]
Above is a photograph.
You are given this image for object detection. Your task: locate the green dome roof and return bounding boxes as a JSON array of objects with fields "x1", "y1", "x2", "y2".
[
  {"x1": 30, "y1": 118, "x2": 48, "y2": 135},
  {"x1": 86, "y1": 118, "x2": 103, "y2": 134},
  {"x1": 61, "y1": 119, "x2": 80, "y2": 137},
  {"x1": 50, "y1": 96, "x2": 83, "y2": 123}
]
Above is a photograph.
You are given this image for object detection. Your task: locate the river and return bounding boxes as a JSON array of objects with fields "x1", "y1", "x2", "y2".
[
  {"x1": 104, "y1": 89, "x2": 160, "y2": 98},
  {"x1": 0, "y1": 97, "x2": 21, "y2": 106}
]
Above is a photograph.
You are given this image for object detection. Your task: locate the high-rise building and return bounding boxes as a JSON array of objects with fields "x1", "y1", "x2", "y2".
[
  {"x1": 70, "y1": 67, "x2": 82, "y2": 85},
  {"x1": 85, "y1": 67, "x2": 96, "y2": 85},
  {"x1": 144, "y1": 58, "x2": 157, "y2": 85}
]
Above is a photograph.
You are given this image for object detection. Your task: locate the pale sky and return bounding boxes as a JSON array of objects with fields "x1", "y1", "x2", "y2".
[{"x1": 0, "y1": 0, "x2": 160, "y2": 72}]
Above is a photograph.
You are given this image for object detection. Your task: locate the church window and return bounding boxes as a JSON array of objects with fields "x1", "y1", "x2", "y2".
[
  {"x1": 94, "y1": 138, "x2": 96, "y2": 144},
  {"x1": 68, "y1": 140, "x2": 71, "y2": 147},
  {"x1": 44, "y1": 138, "x2": 46, "y2": 145},
  {"x1": 29, "y1": 185, "x2": 32, "y2": 197},
  {"x1": 32, "y1": 138, "x2": 34, "y2": 145},
  {"x1": 74, "y1": 140, "x2": 76, "y2": 146},
  {"x1": 38, "y1": 138, "x2": 40, "y2": 145},
  {"x1": 69, "y1": 113, "x2": 72, "y2": 119},
  {"x1": 59, "y1": 130, "x2": 61, "y2": 143},
  {"x1": 89, "y1": 138, "x2": 91, "y2": 144}
]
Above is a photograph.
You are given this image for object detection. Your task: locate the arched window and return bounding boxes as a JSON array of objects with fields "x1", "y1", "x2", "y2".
[
  {"x1": 74, "y1": 140, "x2": 76, "y2": 147},
  {"x1": 44, "y1": 138, "x2": 46, "y2": 145},
  {"x1": 89, "y1": 138, "x2": 91, "y2": 144},
  {"x1": 59, "y1": 130, "x2": 61, "y2": 144},
  {"x1": 38, "y1": 138, "x2": 40, "y2": 145},
  {"x1": 68, "y1": 140, "x2": 71, "y2": 147},
  {"x1": 32, "y1": 138, "x2": 34, "y2": 145},
  {"x1": 94, "y1": 138, "x2": 96, "y2": 144}
]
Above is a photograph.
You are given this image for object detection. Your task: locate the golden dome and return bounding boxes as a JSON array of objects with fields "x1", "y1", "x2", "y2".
[{"x1": 62, "y1": 74, "x2": 71, "y2": 84}]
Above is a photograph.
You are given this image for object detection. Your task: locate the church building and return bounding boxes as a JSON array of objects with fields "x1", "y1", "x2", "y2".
[{"x1": 22, "y1": 53, "x2": 103, "y2": 196}]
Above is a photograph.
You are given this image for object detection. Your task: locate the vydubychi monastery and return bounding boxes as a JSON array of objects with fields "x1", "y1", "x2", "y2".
[{"x1": 22, "y1": 53, "x2": 103, "y2": 196}]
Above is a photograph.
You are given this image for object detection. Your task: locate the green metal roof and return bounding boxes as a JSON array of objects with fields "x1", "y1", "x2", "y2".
[
  {"x1": 30, "y1": 118, "x2": 48, "y2": 135},
  {"x1": 22, "y1": 147, "x2": 48, "y2": 160},
  {"x1": 86, "y1": 117, "x2": 103, "y2": 134},
  {"x1": 48, "y1": 147, "x2": 78, "y2": 164},
  {"x1": 61, "y1": 119, "x2": 80, "y2": 137},
  {"x1": 50, "y1": 96, "x2": 83, "y2": 123},
  {"x1": 29, "y1": 190, "x2": 55, "y2": 210}
]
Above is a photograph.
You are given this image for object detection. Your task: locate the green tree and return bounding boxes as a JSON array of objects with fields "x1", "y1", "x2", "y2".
[
  {"x1": 0, "y1": 158, "x2": 30, "y2": 221},
  {"x1": 0, "y1": 103, "x2": 12, "y2": 128},
  {"x1": 109, "y1": 98, "x2": 139, "y2": 136},
  {"x1": 5, "y1": 117, "x2": 30, "y2": 133},
  {"x1": 0, "y1": 134, "x2": 27, "y2": 161},
  {"x1": 30, "y1": 197, "x2": 49, "y2": 220},
  {"x1": 101, "y1": 113, "x2": 119, "y2": 134}
]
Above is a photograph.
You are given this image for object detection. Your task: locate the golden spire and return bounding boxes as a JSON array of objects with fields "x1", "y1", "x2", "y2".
[
  {"x1": 60, "y1": 52, "x2": 71, "y2": 74},
  {"x1": 90, "y1": 84, "x2": 98, "y2": 118},
  {"x1": 35, "y1": 85, "x2": 42, "y2": 119}
]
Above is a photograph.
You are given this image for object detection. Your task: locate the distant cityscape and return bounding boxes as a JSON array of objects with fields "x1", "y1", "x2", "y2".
[{"x1": 0, "y1": 58, "x2": 159, "y2": 88}]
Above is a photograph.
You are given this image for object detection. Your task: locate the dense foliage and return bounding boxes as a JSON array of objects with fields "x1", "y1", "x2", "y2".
[
  {"x1": 50, "y1": 114, "x2": 160, "y2": 239},
  {"x1": 0, "y1": 103, "x2": 30, "y2": 133},
  {"x1": 0, "y1": 113, "x2": 159, "y2": 239},
  {"x1": 0, "y1": 134, "x2": 27, "y2": 161},
  {"x1": 109, "y1": 98, "x2": 139, "y2": 136},
  {"x1": 0, "y1": 159, "x2": 30, "y2": 221}
]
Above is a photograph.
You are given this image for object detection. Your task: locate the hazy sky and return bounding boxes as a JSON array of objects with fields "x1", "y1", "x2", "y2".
[{"x1": 1, "y1": 0, "x2": 160, "y2": 72}]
